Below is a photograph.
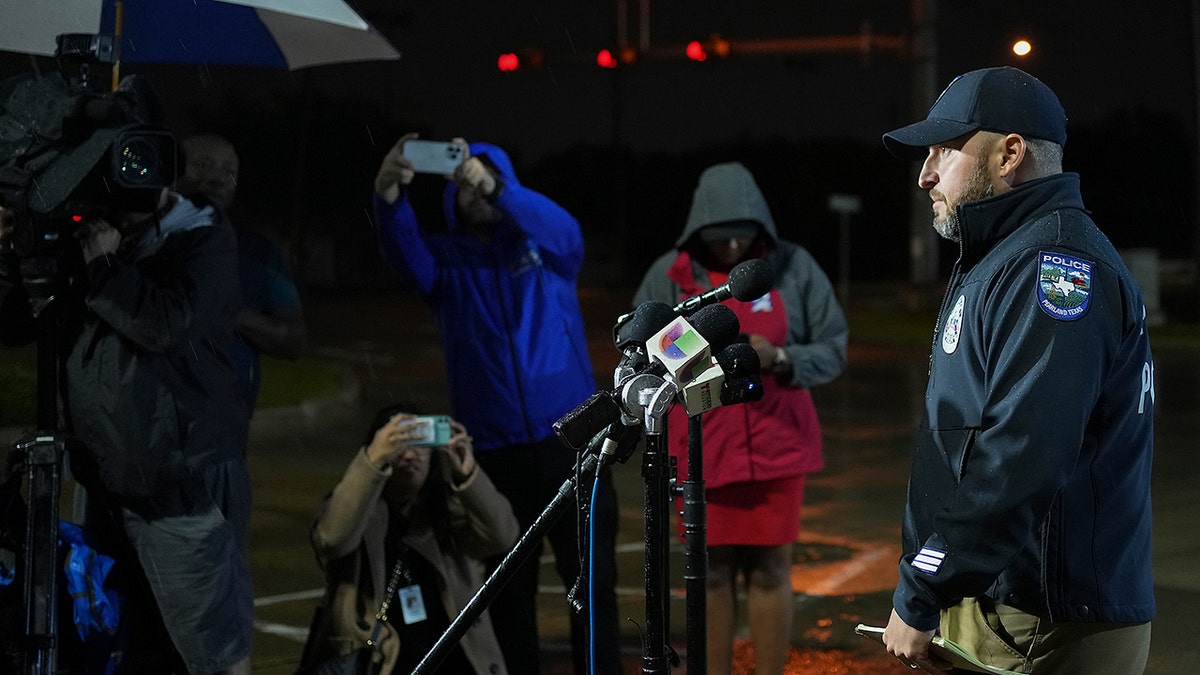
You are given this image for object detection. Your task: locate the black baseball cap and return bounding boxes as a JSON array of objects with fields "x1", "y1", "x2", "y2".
[{"x1": 883, "y1": 66, "x2": 1067, "y2": 159}]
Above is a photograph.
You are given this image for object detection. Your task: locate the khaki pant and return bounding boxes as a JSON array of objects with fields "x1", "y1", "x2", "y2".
[{"x1": 940, "y1": 597, "x2": 1151, "y2": 674}]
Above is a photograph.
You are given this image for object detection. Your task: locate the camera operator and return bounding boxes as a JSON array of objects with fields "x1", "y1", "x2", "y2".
[{"x1": 0, "y1": 75, "x2": 252, "y2": 674}]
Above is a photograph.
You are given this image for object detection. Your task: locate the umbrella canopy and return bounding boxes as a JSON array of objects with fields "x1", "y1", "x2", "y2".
[{"x1": 0, "y1": 0, "x2": 400, "y2": 70}]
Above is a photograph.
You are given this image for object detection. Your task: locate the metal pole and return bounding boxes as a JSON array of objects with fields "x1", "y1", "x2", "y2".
[
  {"x1": 637, "y1": 378, "x2": 678, "y2": 674},
  {"x1": 839, "y1": 211, "x2": 851, "y2": 307},
  {"x1": 641, "y1": 427, "x2": 674, "y2": 674},
  {"x1": 412, "y1": 452, "x2": 600, "y2": 675},
  {"x1": 682, "y1": 415, "x2": 706, "y2": 675},
  {"x1": 828, "y1": 193, "x2": 861, "y2": 309},
  {"x1": 908, "y1": 0, "x2": 939, "y2": 287},
  {"x1": 1192, "y1": 0, "x2": 1200, "y2": 316}
]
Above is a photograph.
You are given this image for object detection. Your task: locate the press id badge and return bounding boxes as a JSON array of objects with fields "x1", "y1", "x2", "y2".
[{"x1": 398, "y1": 585, "x2": 427, "y2": 624}]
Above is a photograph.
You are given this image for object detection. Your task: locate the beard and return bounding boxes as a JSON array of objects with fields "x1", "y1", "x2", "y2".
[
  {"x1": 931, "y1": 156, "x2": 995, "y2": 242},
  {"x1": 456, "y1": 196, "x2": 504, "y2": 236}
]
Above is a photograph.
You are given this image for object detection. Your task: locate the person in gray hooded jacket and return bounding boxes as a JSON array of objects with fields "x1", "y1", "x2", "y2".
[{"x1": 633, "y1": 161, "x2": 847, "y2": 675}]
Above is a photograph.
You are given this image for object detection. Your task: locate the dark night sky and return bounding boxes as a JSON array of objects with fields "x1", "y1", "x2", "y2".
[
  {"x1": 14, "y1": 0, "x2": 1178, "y2": 165},
  {"x1": 317, "y1": 0, "x2": 1195, "y2": 158},
  {"x1": 1, "y1": 1, "x2": 1197, "y2": 289}
]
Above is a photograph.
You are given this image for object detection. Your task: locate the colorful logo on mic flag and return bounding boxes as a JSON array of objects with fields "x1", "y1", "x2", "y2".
[
  {"x1": 659, "y1": 323, "x2": 704, "y2": 359},
  {"x1": 648, "y1": 316, "x2": 712, "y2": 384}
]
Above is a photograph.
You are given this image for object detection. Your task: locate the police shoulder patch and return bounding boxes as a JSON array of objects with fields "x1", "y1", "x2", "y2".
[{"x1": 1036, "y1": 250, "x2": 1093, "y2": 321}]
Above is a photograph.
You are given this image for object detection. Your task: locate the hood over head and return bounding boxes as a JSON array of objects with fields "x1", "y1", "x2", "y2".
[
  {"x1": 442, "y1": 141, "x2": 518, "y2": 230},
  {"x1": 676, "y1": 161, "x2": 777, "y2": 248}
]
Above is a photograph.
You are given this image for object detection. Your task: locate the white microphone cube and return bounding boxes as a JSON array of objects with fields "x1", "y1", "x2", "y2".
[
  {"x1": 647, "y1": 316, "x2": 712, "y2": 384},
  {"x1": 680, "y1": 362, "x2": 725, "y2": 416}
]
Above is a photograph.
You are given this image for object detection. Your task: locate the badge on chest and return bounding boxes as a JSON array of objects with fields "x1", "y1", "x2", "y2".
[
  {"x1": 942, "y1": 294, "x2": 966, "y2": 355},
  {"x1": 399, "y1": 584, "x2": 427, "y2": 624}
]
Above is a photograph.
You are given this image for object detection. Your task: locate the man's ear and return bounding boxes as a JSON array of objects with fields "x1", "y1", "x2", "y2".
[{"x1": 998, "y1": 133, "x2": 1027, "y2": 184}]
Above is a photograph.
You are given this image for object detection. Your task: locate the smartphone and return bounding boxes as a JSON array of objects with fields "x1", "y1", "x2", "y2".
[
  {"x1": 399, "y1": 415, "x2": 453, "y2": 446},
  {"x1": 401, "y1": 139, "x2": 465, "y2": 175}
]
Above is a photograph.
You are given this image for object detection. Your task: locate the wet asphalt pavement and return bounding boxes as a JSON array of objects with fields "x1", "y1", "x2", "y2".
[
  {"x1": 236, "y1": 287, "x2": 1200, "y2": 674},
  {"x1": 6, "y1": 286, "x2": 1196, "y2": 673}
]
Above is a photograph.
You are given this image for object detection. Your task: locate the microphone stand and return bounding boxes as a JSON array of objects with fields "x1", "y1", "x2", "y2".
[
  {"x1": 638, "y1": 378, "x2": 679, "y2": 674},
  {"x1": 682, "y1": 415, "x2": 706, "y2": 675},
  {"x1": 412, "y1": 443, "x2": 601, "y2": 675}
]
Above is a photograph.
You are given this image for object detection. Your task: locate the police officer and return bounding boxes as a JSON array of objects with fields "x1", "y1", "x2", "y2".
[{"x1": 878, "y1": 67, "x2": 1155, "y2": 674}]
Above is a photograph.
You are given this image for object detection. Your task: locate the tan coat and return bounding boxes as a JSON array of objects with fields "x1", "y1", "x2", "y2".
[{"x1": 308, "y1": 449, "x2": 518, "y2": 675}]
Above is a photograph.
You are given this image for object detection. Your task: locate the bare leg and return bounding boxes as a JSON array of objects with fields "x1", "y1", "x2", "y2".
[
  {"x1": 743, "y1": 544, "x2": 794, "y2": 675},
  {"x1": 706, "y1": 545, "x2": 739, "y2": 675}
]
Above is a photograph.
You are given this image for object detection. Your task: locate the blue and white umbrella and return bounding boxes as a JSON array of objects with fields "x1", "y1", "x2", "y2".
[{"x1": 0, "y1": 0, "x2": 400, "y2": 70}]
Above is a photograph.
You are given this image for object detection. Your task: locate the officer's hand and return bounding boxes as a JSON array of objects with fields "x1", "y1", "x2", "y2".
[
  {"x1": 374, "y1": 132, "x2": 419, "y2": 204},
  {"x1": 882, "y1": 609, "x2": 952, "y2": 673}
]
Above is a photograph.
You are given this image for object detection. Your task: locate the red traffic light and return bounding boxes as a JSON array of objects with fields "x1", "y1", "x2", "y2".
[
  {"x1": 685, "y1": 40, "x2": 707, "y2": 61},
  {"x1": 497, "y1": 52, "x2": 520, "y2": 72},
  {"x1": 596, "y1": 49, "x2": 617, "y2": 69}
]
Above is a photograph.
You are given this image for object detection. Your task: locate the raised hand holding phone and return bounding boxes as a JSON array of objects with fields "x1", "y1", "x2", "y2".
[
  {"x1": 441, "y1": 419, "x2": 476, "y2": 484},
  {"x1": 374, "y1": 132, "x2": 419, "y2": 204},
  {"x1": 364, "y1": 411, "x2": 421, "y2": 469}
]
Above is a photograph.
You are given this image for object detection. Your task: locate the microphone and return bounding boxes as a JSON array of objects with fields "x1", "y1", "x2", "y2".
[
  {"x1": 584, "y1": 302, "x2": 678, "y2": 461},
  {"x1": 716, "y1": 341, "x2": 765, "y2": 407},
  {"x1": 720, "y1": 375, "x2": 764, "y2": 407},
  {"x1": 679, "y1": 342, "x2": 761, "y2": 416},
  {"x1": 645, "y1": 303, "x2": 740, "y2": 386},
  {"x1": 671, "y1": 258, "x2": 774, "y2": 317},
  {"x1": 552, "y1": 391, "x2": 623, "y2": 450},
  {"x1": 687, "y1": 303, "x2": 741, "y2": 352},
  {"x1": 554, "y1": 304, "x2": 741, "y2": 450},
  {"x1": 679, "y1": 364, "x2": 724, "y2": 416},
  {"x1": 715, "y1": 342, "x2": 758, "y2": 377},
  {"x1": 596, "y1": 418, "x2": 643, "y2": 466},
  {"x1": 613, "y1": 301, "x2": 676, "y2": 383}
]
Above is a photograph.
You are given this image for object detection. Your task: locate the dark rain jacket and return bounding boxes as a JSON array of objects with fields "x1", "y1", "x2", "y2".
[
  {"x1": 633, "y1": 162, "x2": 847, "y2": 487},
  {"x1": 0, "y1": 198, "x2": 247, "y2": 501},
  {"x1": 374, "y1": 143, "x2": 595, "y2": 451},
  {"x1": 894, "y1": 173, "x2": 1156, "y2": 631}
]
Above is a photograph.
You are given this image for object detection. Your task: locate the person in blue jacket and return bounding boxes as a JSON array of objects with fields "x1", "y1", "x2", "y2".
[
  {"x1": 878, "y1": 67, "x2": 1155, "y2": 673},
  {"x1": 372, "y1": 133, "x2": 620, "y2": 674}
]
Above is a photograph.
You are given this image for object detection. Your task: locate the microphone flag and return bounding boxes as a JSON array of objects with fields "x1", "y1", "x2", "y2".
[
  {"x1": 647, "y1": 316, "x2": 712, "y2": 385},
  {"x1": 679, "y1": 360, "x2": 724, "y2": 416}
]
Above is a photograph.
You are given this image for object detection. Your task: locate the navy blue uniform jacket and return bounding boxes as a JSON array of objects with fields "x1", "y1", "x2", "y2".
[{"x1": 895, "y1": 173, "x2": 1156, "y2": 631}]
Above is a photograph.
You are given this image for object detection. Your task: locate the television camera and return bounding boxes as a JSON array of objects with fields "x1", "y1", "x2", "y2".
[{"x1": 0, "y1": 33, "x2": 176, "y2": 297}]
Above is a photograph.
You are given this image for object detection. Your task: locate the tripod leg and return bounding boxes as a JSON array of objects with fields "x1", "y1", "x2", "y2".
[{"x1": 17, "y1": 435, "x2": 64, "y2": 675}]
